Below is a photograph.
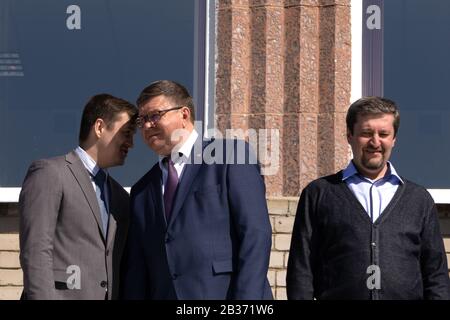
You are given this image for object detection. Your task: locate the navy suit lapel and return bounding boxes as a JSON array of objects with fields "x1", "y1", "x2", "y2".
[
  {"x1": 148, "y1": 165, "x2": 165, "y2": 225},
  {"x1": 168, "y1": 140, "x2": 207, "y2": 226}
]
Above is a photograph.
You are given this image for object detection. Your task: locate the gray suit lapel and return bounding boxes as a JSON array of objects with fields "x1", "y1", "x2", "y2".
[
  {"x1": 106, "y1": 179, "x2": 118, "y2": 249},
  {"x1": 65, "y1": 151, "x2": 105, "y2": 242}
]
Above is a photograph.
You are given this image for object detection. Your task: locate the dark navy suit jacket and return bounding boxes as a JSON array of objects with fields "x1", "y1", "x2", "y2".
[{"x1": 122, "y1": 139, "x2": 273, "y2": 299}]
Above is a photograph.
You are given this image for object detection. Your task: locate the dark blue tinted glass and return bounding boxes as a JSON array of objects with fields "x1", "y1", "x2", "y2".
[
  {"x1": 0, "y1": 0, "x2": 196, "y2": 186},
  {"x1": 384, "y1": 0, "x2": 450, "y2": 188}
]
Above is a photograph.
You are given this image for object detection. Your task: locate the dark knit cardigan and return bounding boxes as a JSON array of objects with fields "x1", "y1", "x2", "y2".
[{"x1": 286, "y1": 171, "x2": 450, "y2": 300}]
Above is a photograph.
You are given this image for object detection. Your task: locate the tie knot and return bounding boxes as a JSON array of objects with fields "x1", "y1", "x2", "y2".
[
  {"x1": 164, "y1": 152, "x2": 183, "y2": 166},
  {"x1": 164, "y1": 156, "x2": 175, "y2": 167},
  {"x1": 94, "y1": 169, "x2": 106, "y2": 186}
]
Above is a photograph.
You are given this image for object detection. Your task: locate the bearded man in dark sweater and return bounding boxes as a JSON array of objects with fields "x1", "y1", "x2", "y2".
[{"x1": 287, "y1": 97, "x2": 450, "y2": 300}]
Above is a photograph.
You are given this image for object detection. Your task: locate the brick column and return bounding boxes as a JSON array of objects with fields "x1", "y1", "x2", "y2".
[
  {"x1": 317, "y1": 0, "x2": 352, "y2": 177},
  {"x1": 216, "y1": 0, "x2": 351, "y2": 197}
]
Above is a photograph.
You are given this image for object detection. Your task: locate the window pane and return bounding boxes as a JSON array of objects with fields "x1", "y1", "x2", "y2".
[
  {"x1": 384, "y1": 0, "x2": 450, "y2": 188},
  {"x1": 0, "y1": 0, "x2": 198, "y2": 187}
]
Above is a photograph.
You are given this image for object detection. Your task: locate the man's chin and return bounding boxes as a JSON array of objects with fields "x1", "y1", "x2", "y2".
[
  {"x1": 362, "y1": 158, "x2": 385, "y2": 170},
  {"x1": 361, "y1": 163, "x2": 388, "y2": 179},
  {"x1": 110, "y1": 157, "x2": 126, "y2": 167},
  {"x1": 148, "y1": 143, "x2": 171, "y2": 156},
  {"x1": 146, "y1": 142, "x2": 160, "y2": 153}
]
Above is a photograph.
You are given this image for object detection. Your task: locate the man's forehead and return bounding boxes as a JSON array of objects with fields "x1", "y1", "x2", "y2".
[
  {"x1": 110, "y1": 111, "x2": 132, "y2": 126},
  {"x1": 141, "y1": 95, "x2": 174, "y2": 110},
  {"x1": 356, "y1": 113, "x2": 394, "y2": 124}
]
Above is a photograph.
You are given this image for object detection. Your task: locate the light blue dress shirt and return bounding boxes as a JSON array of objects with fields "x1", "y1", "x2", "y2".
[
  {"x1": 75, "y1": 147, "x2": 110, "y2": 234},
  {"x1": 342, "y1": 161, "x2": 404, "y2": 223}
]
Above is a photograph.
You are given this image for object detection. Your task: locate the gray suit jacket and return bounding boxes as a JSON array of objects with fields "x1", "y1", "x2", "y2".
[{"x1": 19, "y1": 151, "x2": 130, "y2": 300}]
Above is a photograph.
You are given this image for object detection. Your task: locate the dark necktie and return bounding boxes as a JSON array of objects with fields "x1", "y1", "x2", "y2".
[
  {"x1": 93, "y1": 169, "x2": 109, "y2": 236},
  {"x1": 164, "y1": 157, "x2": 179, "y2": 221}
]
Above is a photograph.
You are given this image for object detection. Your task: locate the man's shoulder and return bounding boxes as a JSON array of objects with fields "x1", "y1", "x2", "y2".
[
  {"x1": 207, "y1": 138, "x2": 251, "y2": 151},
  {"x1": 400, "y1": 178, "x2": 434, "y2": 202},
  {"x1": 108, "y1": 176, "x2": 129, "y2": 197},
  {"x1": 201, "y1": 138, "x2": 257, "y2": 165},
  {"x1": 401, "y1": 177, "x2": 426, "y2": 190},
  {"x1": 130, "y1": 163, "x2": 160, "y2": 194},
  {"x1": 20, "y1": 154, "x2": 70, "y2": 192},
  {"x1": 27, "y1": 154, "x2": 68, "y2": 172},
  {"x1": 305, "y1": 172, "x2": 343, "y2": 190},
  {"x1": 297, "y1": 172, "x2": 343, "y2": 201}
]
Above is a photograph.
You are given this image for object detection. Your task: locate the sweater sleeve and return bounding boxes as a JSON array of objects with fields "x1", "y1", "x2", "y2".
[
  {"x1": 420, "y1": 200, "x2": 450, "y2": 300},
  {"x1": 286, "y1": 182, "x2": 319, "y2": 300}
]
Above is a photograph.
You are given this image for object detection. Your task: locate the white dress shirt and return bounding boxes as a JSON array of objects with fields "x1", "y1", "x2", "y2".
[{"x1": 158, "y1": 129, "x2": 199, "y2": 195}]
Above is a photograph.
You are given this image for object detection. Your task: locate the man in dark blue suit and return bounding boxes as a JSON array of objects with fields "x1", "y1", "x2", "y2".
[{"x1": 122, "y1": 80, "x2": 273, "y2": 299}]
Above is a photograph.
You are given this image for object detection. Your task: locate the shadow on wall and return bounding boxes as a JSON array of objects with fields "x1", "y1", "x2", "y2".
[
  {"x1": 0, "y1": 204, "x2": 19, "y2": 234},
  {"x1": 436, "y1": 204, "x2": 450, "y2": 236}
]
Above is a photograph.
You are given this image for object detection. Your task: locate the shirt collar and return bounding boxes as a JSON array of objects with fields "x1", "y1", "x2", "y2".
[
  {"x1": 342, "y1": 160, "x2": 404, "y2": 184},
  {"x1": 158, "y1": 129, "x2": 199, "y2": 169},
  {"x1": 75, "y1": 146, "x2": 108, "y2": 178}
]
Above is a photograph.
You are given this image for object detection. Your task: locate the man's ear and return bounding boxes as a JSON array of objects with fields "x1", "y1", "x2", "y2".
[
  {"x1": 181, "y1": 107, "x2": 191, "y2": 127},
  {"x1": 346, "y1": 129, "x2": 352, "y2": 144},
  {"x1": 94, "y1": 118, "x2": 105, "y2": 138}
]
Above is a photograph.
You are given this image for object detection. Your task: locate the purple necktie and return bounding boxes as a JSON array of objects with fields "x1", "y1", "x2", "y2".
[{"x1": 164, "y1": 157, "x2": 179, "y2": 221}]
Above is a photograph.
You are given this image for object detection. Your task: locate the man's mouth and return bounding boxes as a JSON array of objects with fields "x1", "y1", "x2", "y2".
[{"x1": 365, "y1": 149, "x2": 383, "y2": 154}]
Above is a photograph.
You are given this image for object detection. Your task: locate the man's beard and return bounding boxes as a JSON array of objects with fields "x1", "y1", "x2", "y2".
[{"x1": 361, "y1": 153, "x2": 385, "y2": 170}]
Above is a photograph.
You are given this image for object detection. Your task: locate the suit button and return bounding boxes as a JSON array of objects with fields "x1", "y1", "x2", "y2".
[
  {"x1": 165, "y1": 235, "x2": 173, "y2": 243},
  {"x1": 106, "y1": 250, "x2": 110, "y2": 256},
  {"x1": 100, "y1": 281, "x2": 107, "y2": 288},
  {"x1": 172, "y1": 274, "x2": 178, "y2": 280}
]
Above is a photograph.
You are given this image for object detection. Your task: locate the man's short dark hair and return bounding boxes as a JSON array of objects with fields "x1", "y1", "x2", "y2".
[
  {"x1": 78, "y1": 94, "x2": 137, "y2": 143},
  {"x1": 346, "y1": 96, "x2": 400, "y2": 136},
  {"x1": 136, "y1": 80, "x2": 195, "y2": 123}
]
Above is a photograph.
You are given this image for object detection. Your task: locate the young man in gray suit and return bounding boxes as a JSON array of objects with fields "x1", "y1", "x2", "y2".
[{"x1": 19, "y1": 94, "x2": 137, "y2": 300}]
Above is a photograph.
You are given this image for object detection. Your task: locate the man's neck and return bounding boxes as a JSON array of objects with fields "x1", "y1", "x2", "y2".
[
  {"x1": 79, "y1": 143, "x2": 99, "y2": 166},
  {"x1": 164, "y1": 127, "x2": 198, "y2": 159},
  {"x1": 353, "y1": 161, "x2": 389, "y2": 181}
]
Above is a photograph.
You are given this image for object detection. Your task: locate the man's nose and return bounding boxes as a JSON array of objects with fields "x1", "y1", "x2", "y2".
[{"x1": 369, "y1": 134, "x2": 381, "y2": 147}]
